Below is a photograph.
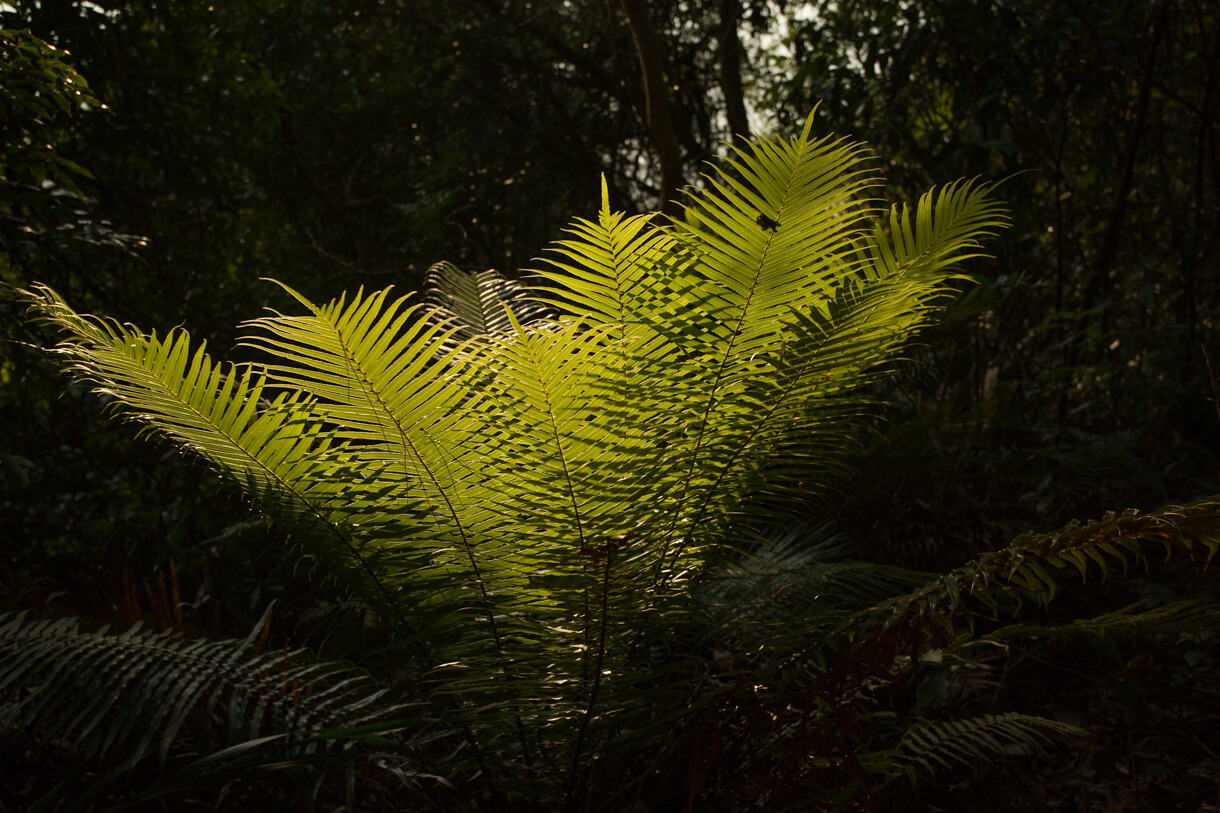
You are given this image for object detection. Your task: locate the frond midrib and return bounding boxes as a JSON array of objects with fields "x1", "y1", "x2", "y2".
[{"x1": 657, "y1": 140, "x2": 806, "y2": 575}]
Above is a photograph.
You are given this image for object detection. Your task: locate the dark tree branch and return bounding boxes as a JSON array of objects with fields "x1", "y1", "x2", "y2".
[{"x1": 620, "y1": 0, "x2": 684, "y2": 218}]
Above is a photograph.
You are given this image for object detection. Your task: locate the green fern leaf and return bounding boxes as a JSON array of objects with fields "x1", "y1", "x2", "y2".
[
  {"x1": 425, "y1": 261, "x2": 549, "y2": 339},
  {"x1": 0, "y1": 607, "x2": 417, "y2": 809},
  {"x1": 892, "y1": 712, "x2": 1089, "y2": 784}
]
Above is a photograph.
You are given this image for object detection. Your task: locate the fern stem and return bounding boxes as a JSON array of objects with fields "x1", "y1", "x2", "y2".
[
  {"x1": 563, "y1": 543, "x2": 615, "y2": 810},
  {"x1": 654, "y1": 160, "x2": 798, "y2": 585}
]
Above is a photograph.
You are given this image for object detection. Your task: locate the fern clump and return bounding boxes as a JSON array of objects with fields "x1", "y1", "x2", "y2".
[{"x1": 18, "y1": 112, "x2": 1028, "y2": 806}]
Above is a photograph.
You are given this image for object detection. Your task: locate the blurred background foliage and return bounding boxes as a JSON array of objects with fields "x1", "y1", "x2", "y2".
[{"x1": 0, "y1": 0, "x2": 1216, "y2": 656}]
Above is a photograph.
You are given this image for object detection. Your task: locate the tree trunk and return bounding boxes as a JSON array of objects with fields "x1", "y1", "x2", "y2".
[
  {"x1": 620, "y1": 0, "x2": 684, "y2": 218},
  {"x1": 1085, "y1": 0, "x2": 1173, "y2": 318},
  {"x1": 718, "y1": 0, "x2": 751, "y2": 146}
]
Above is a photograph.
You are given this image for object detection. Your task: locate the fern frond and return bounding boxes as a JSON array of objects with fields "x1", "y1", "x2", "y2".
[
  {"x1": 0, "y1": 607, "x2": 420, "y2": 809},
  {"x1": 117, "y1": 719, "x2": 450, "y2": 813},
  {"x1": 425, "y1": 261, "x2": 549, "y2": 340},
  {"x1": 22, "y1": 284, "x2": 413, "y2": 623},
  {"x1": 890, "y1": 712, "x2": 1089, "y2": 784},
  {"x1": 860, "y1": 178, "x2": 1008, "y2": 283},
  {"x1": 983, "y1": 599, "x2": 1220, "y2": 644},
  {"x1": 702, "y1": 523, "x2": 933, "y2": 659},
  {"x1": 846, "y1": 497, "x2": 1220, "y2": 639},
  {"x1": 991, "y1": 500, "x2": 1220, "y2": 600},
  {"x1": 660, "y1": 121, "x2": 1005, "y2": 569},
  {"x1": 532, "y1": 175, "x2": 686, "y2": 342}
]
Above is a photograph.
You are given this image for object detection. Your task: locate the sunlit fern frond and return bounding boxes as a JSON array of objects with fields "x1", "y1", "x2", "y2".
[
  {"x1": 859, "y1": 178, "x2": 1007, "y2": 284},
  {"x1": 240, "y1": 282, "x2": 554, "y2": 705},
  {"x1": 22, "y1": 285, "x2": 411, "y2": 619},
  {"x1": 888, "y1": 712, "x2": 1089, "y2": 785},
  {"x1": 531, "y1": 176, "x2": 686, "y2": 340}
]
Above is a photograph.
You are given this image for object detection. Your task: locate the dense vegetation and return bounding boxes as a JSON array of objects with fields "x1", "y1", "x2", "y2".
[{"x1": 2, "y1": 1, "x2": 1218, "y2": 810}]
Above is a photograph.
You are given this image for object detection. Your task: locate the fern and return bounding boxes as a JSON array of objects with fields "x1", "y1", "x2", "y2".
[
  {"x1": 890, "y1": 712, "x2": 1089, "y2": 784},
  {"x1": 701, "y1": 522, "x2": 934, "y2": 664},
  {"x1": 0, "y1": 606, "x2": 423, "y2": 810},
  {"x1": 836, "y1": 497, "x2": 1220, "y2": 647},
  {"x1": 982, "y1": 598, "x2": 1220, "y2": 644},
  {"x1": 425, "y1": 260, "x2": 550, "y2": 341},
  {"x1": 19, "y1": 108, "x2": 1220, "y2": 807},
  {"x1": 22, "y1": 111, "x2": 1011, "y2": 803}
]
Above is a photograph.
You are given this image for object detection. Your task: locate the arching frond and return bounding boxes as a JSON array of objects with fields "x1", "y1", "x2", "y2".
[
  {"x1": 0, "y1": 608, "x2": 420, "y2": 810},
  {"x1": 890, "y1": 712, "x2": 1089, "y2": 785},
  {"x1": 858, "y1": 178, "x2": 1008, "y2": 283},
  {"x1": 848, "y1": 497, "x2": 1220, "y2": 639},
  {"x1": 983, "y1": 598, "x2": 1220, "y2": 644},
  {"x1": 23, "y1": 284, "x2": 406, "y2": 616}
]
